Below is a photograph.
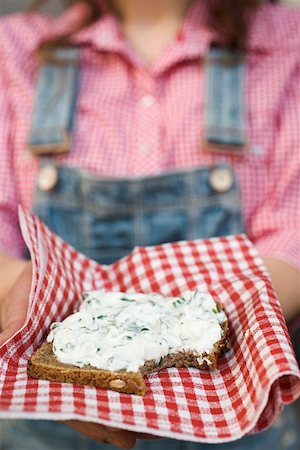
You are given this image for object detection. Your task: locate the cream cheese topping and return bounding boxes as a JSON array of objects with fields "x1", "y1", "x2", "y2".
[{"x1": 47, "y1": 290, "x2": 227, "y2": 372}]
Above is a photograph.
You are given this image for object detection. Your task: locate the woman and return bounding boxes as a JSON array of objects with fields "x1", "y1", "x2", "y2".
[{"x1": 0, "y1": 0, "x2": 299, "y2": 449}]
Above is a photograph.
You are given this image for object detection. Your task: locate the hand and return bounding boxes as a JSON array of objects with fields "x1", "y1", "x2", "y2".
[
  {"x1": 64, "y1": 420, "x2": 160, "y2": 449},
  {"x1": 0, "y1": 261, "x2": 32, "y2": 346},
  {"x1": 263, "y1": 257, "x2": 300, "y2": 322},
  {"x1": 0, "y1": 262, "x2": 161, "y2": 447}
]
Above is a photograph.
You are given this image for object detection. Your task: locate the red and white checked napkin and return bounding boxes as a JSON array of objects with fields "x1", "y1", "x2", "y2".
[{"x1": 0, "y1": 209, "x2": 299, "y2": 444}]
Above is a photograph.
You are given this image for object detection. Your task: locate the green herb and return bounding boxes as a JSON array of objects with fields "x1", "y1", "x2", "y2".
[
  {"x1": 120, "y1": 297, "x2": 136, "y2": 302},
  {"x1": 141, "y1": 327, "x2": 149, "y2": 332},
  {"x1": 172, "y1": 297, "x2": 185, "y2": 308},
  {"x1": 83, "y1": 293, "x2": 89, "y2": 300},
  {"x1": 126, "y1": 336, "x2": 133, "y2": 340},
  {"x1": 160, "y1": 317, "x2": 169, "y2": 327},
  {"x1": 212, "y1": 308, "x2": 218, "y2": 314},
  {"x1": 97, "y1": 315, "x2": 107, "y2": 319}
]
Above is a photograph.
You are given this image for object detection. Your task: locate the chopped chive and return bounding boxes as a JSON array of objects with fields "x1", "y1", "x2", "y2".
[{"x1": 120, "y1": 297, "x2": 136, "y2": 302}]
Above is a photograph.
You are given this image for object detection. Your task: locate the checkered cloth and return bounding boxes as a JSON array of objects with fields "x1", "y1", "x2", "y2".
[{"x1": 0, "y1": 209, "x2": 299, "y2": 444}]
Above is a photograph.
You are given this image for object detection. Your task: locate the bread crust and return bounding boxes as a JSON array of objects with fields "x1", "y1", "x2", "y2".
[
  {"x1": 27, "y1": 342, "x2": 147, "y2": 395},
  {"x1": 27, "y1": 315, "x2": 230, "y2": 396}
]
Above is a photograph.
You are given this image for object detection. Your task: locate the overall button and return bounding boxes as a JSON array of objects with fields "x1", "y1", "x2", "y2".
[
  {"x1": 37, "y1": 165, "x2": 58, "y2": 192},
  {"x1": 139, "y1": 143, "x2": 151, "y2": 154},
  {"x1": 209, "y1": 167, "x2": 233, "y2": 193}
]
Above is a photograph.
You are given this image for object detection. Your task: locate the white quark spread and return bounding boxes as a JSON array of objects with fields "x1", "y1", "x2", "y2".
[{"x1": 47, "y1": 290, "x2": 227, "y2": 372}]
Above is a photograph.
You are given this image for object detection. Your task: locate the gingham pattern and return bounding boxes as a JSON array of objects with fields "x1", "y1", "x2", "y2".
[
  {"x1": 0, "y1": 2, "x2": 300, "y2": 274},
  {"x1": 0, "y1": 210, "x2": 299, "y2": 444}
]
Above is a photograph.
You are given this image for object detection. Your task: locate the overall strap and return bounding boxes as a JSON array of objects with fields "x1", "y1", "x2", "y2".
[
  {"x1": 27, "y1": 46, "x2": 80, "y2": 156},
  {"x1": 204, "y1": 45, "x2": 247, "y2": 154}
]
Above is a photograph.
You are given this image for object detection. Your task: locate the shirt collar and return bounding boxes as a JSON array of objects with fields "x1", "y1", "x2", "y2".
[
  {"x1": 47, "y1": 1, "x2": 300, "y2": 70},
  {"x1": 50, "y1": 0, "x2": 214, "y2": 74}
]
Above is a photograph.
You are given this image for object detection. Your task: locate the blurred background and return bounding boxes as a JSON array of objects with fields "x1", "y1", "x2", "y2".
[
  {"x1": 0, "y1": 0, "x2": 299, "y2": 15},
  {"x1": 0, "y1": 0, "x2": 65, "y2": 15},
  {"x1": 0, "y1": 0, "x2": 299, "y2": 428}
]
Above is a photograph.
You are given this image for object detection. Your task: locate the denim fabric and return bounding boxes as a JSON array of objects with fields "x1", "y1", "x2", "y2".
[
  {"x1": 1, "y1": 405, "x2": 299, "y2": 450},
  {"x1": 33, "y1": 162, "x2": 244, "y2": 264},
  {"x1": 27, "y1": 47, "x2": 80, "y2": 152},
  {"x1": 27, "y1": 46, "x2": 246, "y2": 154},
  {"x1": 204, "y1": 46, "x2": 246, "y2": 149}
]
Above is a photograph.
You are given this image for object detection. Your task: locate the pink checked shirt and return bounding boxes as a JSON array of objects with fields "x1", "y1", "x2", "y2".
[{"x1": 0, "y1": 1, "x2": 299, "y2": 271}]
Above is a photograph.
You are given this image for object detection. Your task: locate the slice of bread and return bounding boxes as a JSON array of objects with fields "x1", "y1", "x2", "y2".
[{"x1": 27, "y1": 307, "x2": 230, "y2": 396}]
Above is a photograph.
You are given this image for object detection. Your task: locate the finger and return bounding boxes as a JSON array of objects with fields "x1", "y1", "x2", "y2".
[
  {"x1": 107, "y1": 434, "x2": 136, "y2": 449},
  {"x1": 0, "y1": 326, "x2": 20, "y2": 347},
  {"x1": 106, "y1": 426, "x2": 123, "y2": 432},
  {"x1": 105, "y1": 427, "x2": 161, "y2": 443},
  {"x1": 0, "y1": 314, "x2": 27, "y2": 347},
  {"x1": 62, "y1": 421, "x2": 136, "y2": 449},
  {"x1": 135, "y1": 433, "x2": 161, "y2": 439},
  {"x1": 0, "y1": 262, "x2": 31, "y2": 333}
]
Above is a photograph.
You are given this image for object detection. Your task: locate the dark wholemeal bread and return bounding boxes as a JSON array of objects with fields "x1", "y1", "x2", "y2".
[
  {"x1": 27, "y1": 305, "x2": 230, "y2": 396},
  {"x1": 27, "y1": 326, "x2": 229, "y2": 395}
]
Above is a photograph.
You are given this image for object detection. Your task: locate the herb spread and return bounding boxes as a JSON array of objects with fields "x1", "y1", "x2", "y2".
[{"x1": 47, "y1": 290, "x2": 227, "y2": 372}]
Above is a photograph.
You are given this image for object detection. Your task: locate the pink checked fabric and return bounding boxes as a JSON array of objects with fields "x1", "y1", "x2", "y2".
[
  {"x1": 0, "y1": 210, "x2": 299, "y2": 444},
  {"x1": 0, "y1": 1, "x2": 300, "y2": 273}
]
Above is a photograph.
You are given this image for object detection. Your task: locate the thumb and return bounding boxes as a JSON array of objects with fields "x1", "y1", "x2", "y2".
[
  {"x1": 0, "y1": 329, "x2": 15, "y2": 347},
  {"x1": 0, "y1": 262, "x2": 32, "y2": 348},
  {"x1": 0, "y1": 319, "x2": 25, "y2": 348}
]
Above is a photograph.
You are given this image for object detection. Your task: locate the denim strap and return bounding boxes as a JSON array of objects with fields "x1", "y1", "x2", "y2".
[
  {"x1": 27, "y1": 47, "x2": 80, "y2": 155},
  {"x1": 27, "y1": 45, "x2": 246, "y2": 156},
  {"x1": 204, "y1": 46, "x2": 247, "y2": 154}
]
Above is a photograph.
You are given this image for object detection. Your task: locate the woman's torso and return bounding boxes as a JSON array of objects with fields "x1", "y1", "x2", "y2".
[{"x1": 0, "y1": 1, "x2": 300, "y2": 249}]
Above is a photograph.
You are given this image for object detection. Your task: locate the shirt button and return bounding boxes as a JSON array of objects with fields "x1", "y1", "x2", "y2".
[
  {"x1": 100, "y1": 31, "x2": 113, "y2": 44},
  {"x1": 140, "y1": 95, "x2": 155, "y2": 107},
  {"x1": 37, "y1": 165, "x2": 58, "y2": 192},
  {"x1": 139, "y1": 143, "x2": 151, "y2": 154},
  {"x1": 209, "y1": 167, "x2": 233, "y2": 193}
]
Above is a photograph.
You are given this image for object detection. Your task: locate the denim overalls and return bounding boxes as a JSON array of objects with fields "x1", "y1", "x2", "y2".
[
  {"x1": 29, "y1": 46, "x2": 246, "y2": 266},
  {"x1": 1, "y1": 46, "x2": 299, "y2": 450}
]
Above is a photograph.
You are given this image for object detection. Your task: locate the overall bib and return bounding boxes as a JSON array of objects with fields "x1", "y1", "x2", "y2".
[{"x1": 1, "y1": 47, "x2": 299, "y2": 450}]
